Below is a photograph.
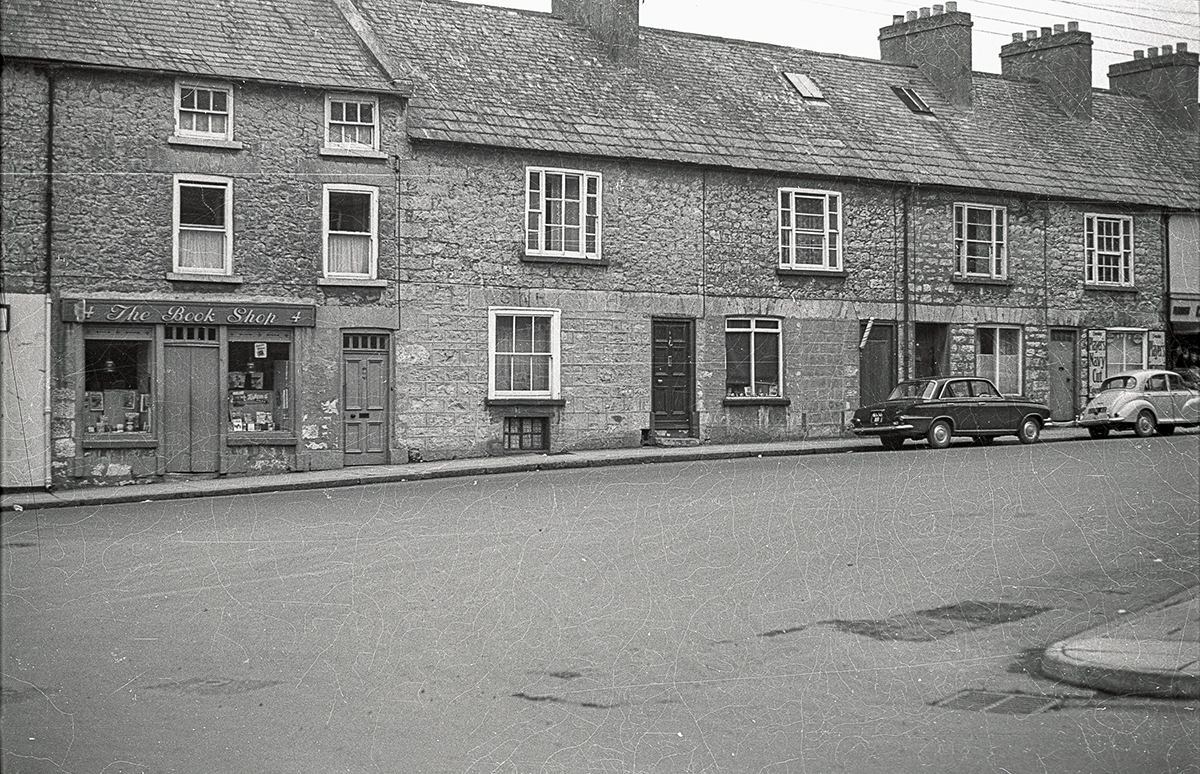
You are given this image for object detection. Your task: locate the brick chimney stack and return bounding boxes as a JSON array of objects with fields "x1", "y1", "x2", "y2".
[
  {"x1": 1109, "y1": 43, "x2": 1199, "y2": 127},
  {"x1": 551, "y1": 0, "x2": 639, "y2": 63},
  {"x1": 879, "y1": 3, "x2": 974, "y2": 107},
  {"x1": 1000, "y1": 23, "x2": 1093, "y2": 119}
]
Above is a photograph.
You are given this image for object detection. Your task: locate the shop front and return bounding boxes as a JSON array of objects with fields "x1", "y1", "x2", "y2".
[{"x1": 60, "y1": 298, "x2": 318, "y2": 485}]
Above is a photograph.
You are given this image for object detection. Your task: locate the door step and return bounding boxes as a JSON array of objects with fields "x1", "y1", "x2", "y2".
[{"x1": 647, "y1": 430, "x2": 701, "y2": 448}]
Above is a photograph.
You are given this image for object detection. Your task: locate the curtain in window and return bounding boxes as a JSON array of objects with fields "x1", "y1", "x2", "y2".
[
  {"x1": 179, "y1": 229, "x2": 226, "y2": 270},
  {"x1": 328, "y1": 234, "x2": 370, "y2": 275}
]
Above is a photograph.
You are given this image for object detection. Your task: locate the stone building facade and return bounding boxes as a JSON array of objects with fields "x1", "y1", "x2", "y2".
[{"x1": 3, "y1": 0, "x2": 1197, "y2": 487}]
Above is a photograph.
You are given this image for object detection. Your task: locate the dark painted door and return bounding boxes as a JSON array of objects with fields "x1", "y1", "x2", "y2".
[
  {"x1": 859, "y1": 320, "x2": 896, "y2": 406},
  {"x1": 343, "y1": 334, "x2": 389, "y2": 466},
  {"x1": 163, "y1": 343, "x2": 220, "y2": 473},
  {"x1": 914, "y1": 323, "x2": 950, "y2": 379},
  {"x1": 1048, "y1": 329, "x2": 1077, "y2": 422},
  {"x1": 651, "y1": 319, "x2": 694, "y2": 433}
]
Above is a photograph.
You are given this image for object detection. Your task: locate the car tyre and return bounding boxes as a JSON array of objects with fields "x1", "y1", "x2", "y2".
[
  {"x1": 1157, "y1": 424, "x2": 1176, "y2": 436},
  {"x1": 1087, "y1": 426, "x2": 1109, "y2": 439},
  {"x1": 880, "y1": 435, "x2": 905, "y2": 451},
  {"x1": 927, "y1": 420, "x2": 952, "y2": 449},
  {"x1": 1133, "y1": 410, "x2": 1156, "y2": 438},
  {"x1": 1018, "y1": 416, "x2": 1041, "y2": 444}
]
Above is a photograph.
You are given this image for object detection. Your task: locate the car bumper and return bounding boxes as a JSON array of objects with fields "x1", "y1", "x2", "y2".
[{"x1": 851, "y1": 424, "x2": 915, "y2": 436}]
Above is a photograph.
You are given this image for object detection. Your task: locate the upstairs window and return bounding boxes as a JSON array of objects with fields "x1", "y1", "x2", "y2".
[
  {"x1": 326, "y1": 95, "x2": 379, "y2": 151},
  {"x1": 174, "y1": 175, "x2": 232, "y2": 275},
  {"x1": 488, "y1": 308, "x2": 562, "y2": 399},
  {"x1": 323, "y1": 184, "x2": 378, "y2": 279},
  {"x1": 954, "y1": 204, "x2": 1007, "y2": 278},
  {"x1": 1085, "y1": 215, "x2": 1133, "y2": 286},
  {"x1": 176, "y1": 81, "x2": 233, "y2": 141},
  {"x1": 779, "y1": 189, "x2": 841, "y2": 271},
  {"x1": 725, "y1": 318, "x2": 783, "y2": 398},
  {"x1": 526, "y1": 168, "x2": 601, "y2": 260}
]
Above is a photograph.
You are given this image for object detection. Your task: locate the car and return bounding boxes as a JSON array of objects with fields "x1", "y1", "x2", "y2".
[
  {"x1": 1077, "y1": 369, "x2": 1200, "y2": 438},
  {"x1": 850, "y1": 376, "x2": 1051, "y2": 450}
]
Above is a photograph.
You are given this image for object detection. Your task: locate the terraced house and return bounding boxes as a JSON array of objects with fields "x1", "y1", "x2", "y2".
[{"x1": 2, "y1": 0, "x2": 1197, "y2": 488}]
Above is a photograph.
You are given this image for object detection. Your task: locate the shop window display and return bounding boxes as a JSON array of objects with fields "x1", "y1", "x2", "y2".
[
  {"x1": 227, "y1": 340, "x2": 291, "y2": 432},
  {"x1": 84, "y1": 340, "x2": 152, "y2": 434}
]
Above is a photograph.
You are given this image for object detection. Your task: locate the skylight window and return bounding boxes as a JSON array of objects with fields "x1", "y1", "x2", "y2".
[
  {"x1": 784, "y1": 72, "x2": 825, "y2": 101},
  {"x1": 892, "y1": 85, "x2": 933, "y2": 114}
]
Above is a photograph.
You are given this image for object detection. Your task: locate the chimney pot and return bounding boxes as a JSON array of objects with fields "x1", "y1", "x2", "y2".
[
  {"x1": 1053, "y1": 24, "x2": 1065, "y2": 34},
  {"x1": 1012, "y1": 32, "x2": 1023, "y2": 42},
  {"x1": 945, "y1": 0, "x2": 956, "y2": 10},
  {"x1": 1178, "y1": 43, "x2": 1189, "y2": 53},
  {"x1": 932, "y1": 4, "x2": 943, "y2": 15},
  {"x1": 1026, "y1": 30, "x2": 1037, "y2": 41},
  {"x1": 919, "y1": 7, "x2": 930, "y2": 18},
  {"x1": 1068, "y1": 21, "x2": 1079, "y2": 32},
  {"x1": 1148, "y1": 47, "x2": 1159, "y2": 58},
  {"x1": 893, "y1": 14, "x2": 905, "y2": 25},
  {"x1": 907, "y1": 10, "x2": 918, "y2": 21},
  {"x1": 1133, "y1": 50, "x2": 1144, "y2": 59},
  {"x1": 1041, "y1": 27, "x2": 1052, "y2": 38},
  {"x1": 1162, "y1": 44, "x2": 1174, "y2": 55}
]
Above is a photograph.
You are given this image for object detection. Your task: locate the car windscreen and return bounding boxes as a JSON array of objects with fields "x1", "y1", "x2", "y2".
[
  {"x1": 887, "y1": 381, "x2": 937, "y2": 401},
  {"x1": 1099, "y1": 376, "x2": 1136, "y2": 391}
]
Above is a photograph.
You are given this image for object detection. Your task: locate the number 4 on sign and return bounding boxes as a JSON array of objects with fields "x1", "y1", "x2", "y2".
[{"x1": 291, "y1": 312, "x2": 302, "y2": 323}]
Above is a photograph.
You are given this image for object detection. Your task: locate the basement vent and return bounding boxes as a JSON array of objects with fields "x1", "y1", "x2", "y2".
[
  {"x1": 892, "y1": 85, "x2": 933, "y2": 114},
  {"x1": 784, "y1": 72, "x2": 825, "y2": 101}
]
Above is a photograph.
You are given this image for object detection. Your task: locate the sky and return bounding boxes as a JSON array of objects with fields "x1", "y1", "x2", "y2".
[{"x1": 459, "y1": 0, "x2": 1200, "y2": 89}]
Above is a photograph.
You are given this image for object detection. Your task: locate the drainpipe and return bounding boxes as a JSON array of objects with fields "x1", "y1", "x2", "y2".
[
  {"x1": 901, "y1": 187, "x2": 912, "y2": 379},
  {"x1": 42, "y1": 68, "x2": 58, "y2": 489}
]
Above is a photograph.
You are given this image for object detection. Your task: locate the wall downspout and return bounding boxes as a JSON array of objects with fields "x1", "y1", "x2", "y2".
[
  {"x1": 901, "y1": 186, "x2": 912, "y2": 380},
  {"x1": 42, "y1": 68, "x2": 58, "y2": 489}
]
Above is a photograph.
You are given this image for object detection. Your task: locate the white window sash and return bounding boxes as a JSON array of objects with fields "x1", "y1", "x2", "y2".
[
  {"x1": 1085, "y1": 214, "x2": 1134, "y2": 286},
  {"x1": 175, "y1": 81, "x2": 233, "y2": 140},
  {"x1": 779, "y1": 189, "x2": 840, "y2": 270},
  {"x1": 325, "y1": 94, "x2": 380, "y2": 150},
  {"x1": 525, "y1": 168, "x2": 601, "y2": 259},
  {"x1": 955, "y1": 203, "x2": 1007, "y2": 278},
  {"x1": 323, "y1": 185, "x2": 378, "y2": 279},
  {"x1": 488, "y1": 307, "x2": 562, "y2": 399},
  {"x1": 976, "y1": 326, "x2": 1023, "y2": 394},
  {"x1": 173, "y1": 175, "x2": 232, "y2": 275}
]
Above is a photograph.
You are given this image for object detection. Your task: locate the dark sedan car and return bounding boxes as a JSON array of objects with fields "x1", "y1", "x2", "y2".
[{"x1": 851, "y1": 377, "x2": 1051, "y2": 449}]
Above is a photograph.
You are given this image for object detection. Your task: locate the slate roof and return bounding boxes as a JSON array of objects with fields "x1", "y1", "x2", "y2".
[
  {"x1": 365, "y1": 0, "x2": 1198, "y2": 209},
  {"x1": 0, "y1": 0, "x2": 402, "y2": 92}
]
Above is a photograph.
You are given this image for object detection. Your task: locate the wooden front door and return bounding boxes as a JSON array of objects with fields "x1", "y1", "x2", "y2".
[
  {"x1": 163, "y1": 337, "x2": 220, "y2": 473},
  {"x1": 859, "y1": 320, "x2": 896, "y2": 406},
  {"x1": 1048, "y1": 329, "x2": 1078, "y2": 422},
  {"x1": 342, "y1": 333, "x2": 389, "y2": 466},
  {"x1": 914, "y1": 323, "x2": 950, "y2": 379},
  {"x1": 651, "y1": 318, "x2": 694, "y2": 433}
]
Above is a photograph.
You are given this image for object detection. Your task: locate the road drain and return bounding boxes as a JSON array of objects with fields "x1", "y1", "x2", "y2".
[
  {"x1": 823, "y1": 601, "x2": 1051, "y2": 642},
  {"x1": 932, "y1": 689, "x2": 1063, "y2": 715}
]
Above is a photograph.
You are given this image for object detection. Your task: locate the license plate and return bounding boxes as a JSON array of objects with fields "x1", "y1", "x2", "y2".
[{"x1": 871, "y1": 411, "x2": 883, "y2": 424}]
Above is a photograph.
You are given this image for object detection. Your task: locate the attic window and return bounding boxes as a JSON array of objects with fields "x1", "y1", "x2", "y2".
[
  {"x1": 784, "y1": 72, "x2": 825, "y2": 101},
  {"x1": 892, "y1": 86, "x2": 933, "y2": 114}
]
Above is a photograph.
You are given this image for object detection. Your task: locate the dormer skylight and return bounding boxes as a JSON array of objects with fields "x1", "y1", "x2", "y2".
[
  {"x1": 892, "y1": 85, "x2": 933, "y2": 114},
  {"x1": 784, "y1": 72, "x2": 825, "y2": 101}
]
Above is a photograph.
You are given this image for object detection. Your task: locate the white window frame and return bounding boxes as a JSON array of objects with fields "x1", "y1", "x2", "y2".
[
  {"x1": 1105, "y1": 328, "x2": 1148, "y2": 375},
  {"x1": 322, "y1": 184, "x2": 379, "y2": 280},
  {"x1": 778, "y1": 188, "x2": 841, "y2": 271},
  {"x1": 1085, "y1": 214, "x2": 1134, "y2": 287},
  {"x1": 975, "y1": 325, "x2": 1023, "y2": 395},
  {"x1": 173, "y1": 174, "x2": 233, "y2": 276},
  {"x1": 488, "y1": 307, "x2": 562, "y2": 400},
  {"x1": 954, "y1": 203, "x2": 1007, "y2": 279},
  {"x1": 525, "y1": 167, "x2": 602, "y2": 260},
  {"x1": 174, "y1": 80, "x2": 234, "y2": 141},
  {"x1": 325, "y1": 94, "x2": 380, "y2": 152},
  {"x1": 725, "y1": 317, "x2": 784, "y2": 398}
]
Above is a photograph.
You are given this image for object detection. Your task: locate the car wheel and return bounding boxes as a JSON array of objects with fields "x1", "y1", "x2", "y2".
[
  {"x1": 1133, "y1": 410, "x2": 1156, "y2": 437},
  {"x1": 927, "y1": 419, "x2": 952, "y2": 449},
  {"x1": 880, "y1": 435, "x2": 905, "y2": 450},
  {"x1": 972, "y1": 436, "x2": 995, "y2": 446},
  {"x1": 1018, "y1": 416, "x2": 1041, "y2": 444},
  {"x1": 1157, "y1": 424, "x2": 1176, "y2": 436},
  {"x1": 1087, "y1": 426, "x2": 1109, "y2": 439}
]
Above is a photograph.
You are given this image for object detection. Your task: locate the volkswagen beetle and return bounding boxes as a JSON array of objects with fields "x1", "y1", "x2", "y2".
[
  {"x1": 1078, "y1": 369, "x2": 1200, "y2": 438},
  {"x1": 851, "y1": 377, "x2": 1051, "y2": 450}
]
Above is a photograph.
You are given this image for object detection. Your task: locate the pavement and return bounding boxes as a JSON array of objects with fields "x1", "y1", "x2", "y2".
[{"x1": 3, "y1": 424, "x2": 1198, "y2": 700}]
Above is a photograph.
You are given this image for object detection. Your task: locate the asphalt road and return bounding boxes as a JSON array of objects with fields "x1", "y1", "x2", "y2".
[{"x1": 2, "y1": 435, "x2": 1198, "y2": 773}]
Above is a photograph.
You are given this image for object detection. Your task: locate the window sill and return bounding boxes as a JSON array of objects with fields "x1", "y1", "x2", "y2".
[
  {"x1": 522, "y1": 253, "x2": 609, "y2": 267},
  {"x1": 1084, "y1": 283, "x2": 1139, "y2": 293},
  {"x1": 166, "y1": 272, "x2": 243, "y2": 285},
  {"x1": 776, "y1": 267, "x2": 847, "y2": 278},
  {"x1": 952, "y1": 275, "x2": 1012, "y2": 287},
  {"x1": 319, "y1": 147, "x2": 389, "y2": 160},
  {"x1": 723, "y1": 397, "x2": 791, "y2": 406},
  {"x1": 318, "y1": 277, "x2": 388, "y2": 288},
  {"x1": 226, "y1": 433, "x2": 298, "y2": 446},
  {"x1": 168, "y1": 135, "x2": 244, "y2": 150},
  {"x1": 485, "y1": 397, "x2": 566, "y2": 407},
  {"x1": 82, "y1": 434, "x2": 157, "y2": 449}
]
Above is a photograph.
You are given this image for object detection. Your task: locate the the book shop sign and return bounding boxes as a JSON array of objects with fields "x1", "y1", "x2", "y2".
[{"x1": 62, "y1": 299, "x2": 317, "y2": 328}]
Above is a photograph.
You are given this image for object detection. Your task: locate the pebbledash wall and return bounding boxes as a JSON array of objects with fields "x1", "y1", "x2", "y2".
[
  {"x1": 21, "y1": 65, "x2": 408, "y2": 487},
  {"x1": 390, "y1": 141, "x2": 1168, "y2": 462}
]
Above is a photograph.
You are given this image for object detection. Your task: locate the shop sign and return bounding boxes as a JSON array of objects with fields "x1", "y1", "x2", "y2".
[
  {"x1": 1087, "y1": 329, "x2": 1107, "y2": 393},
  {"x1": 62, "y1": 299, "x2": 317, "y2": 327}
]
